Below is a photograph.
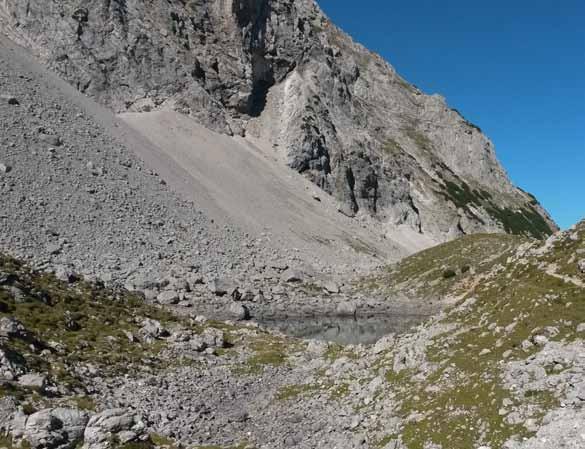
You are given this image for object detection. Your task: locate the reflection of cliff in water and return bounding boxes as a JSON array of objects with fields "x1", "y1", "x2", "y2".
[{"x1": 256, "y1": 314, "x2": 426, "y2": 345}]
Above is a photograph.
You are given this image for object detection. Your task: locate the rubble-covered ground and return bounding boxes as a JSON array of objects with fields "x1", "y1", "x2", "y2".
[{"x1": 1, "y1": 221, "x2": 583, "y2": 449}]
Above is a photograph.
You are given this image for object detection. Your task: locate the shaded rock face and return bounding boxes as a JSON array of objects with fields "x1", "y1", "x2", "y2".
[{"x1": 0, "y1": 0, "x2": 556, "y2": 242}]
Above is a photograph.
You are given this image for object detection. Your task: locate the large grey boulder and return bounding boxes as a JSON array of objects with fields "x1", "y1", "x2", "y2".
[
  {"x1": 323, "y1": 280, "x2": 340, "y2": 294},
  {"x1": 227, "y1": 302, "x2": 250, "y2": 321},
  {"x1": 17, "y1": 373, "x2": 47, "y2": 390},
  {"x1": 281, "y1": 269, "x2": 303, "y2": 283},
  {"x1": 11, "y1": 408, "x2": 89, "y2": 449},
  {"x1": 0, "y1": 316, "x2": 27, "y2": 339},
  {"x1": 335, "y1": 301, "x2": 357, "y2": 317},
  {"x1": 156, "y1": 290, "x2": 179, "y2": 305},
  {"x1": 83, "y1": 409, "x2": 146, "y2": 449},
  {"x1": 208, "y1": 278, "x2": 236, "y2": 296},
  {"x1": 578, "y1": 259, "x2": 585, "y2": 273},
  {"x1": 139, "y1": 318, "x2": 169, "y2": 342}
]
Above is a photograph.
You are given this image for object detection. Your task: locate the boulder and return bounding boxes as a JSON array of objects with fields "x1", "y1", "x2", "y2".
[
  {"x1": 531, "y1": 335, "x2": 549, "y2": 346},
  {"x1": 323, "y1": 280, "x2": 340, "y2": 294},
  {"x1": 39, "y1": 134, "x2": 63, "y2": 147},
  {"x1": 83, "y1": 409, "x2": 145, "y2": 449},
  {"x1": 0, "y1": 163, "x2": 12, "y2": 174},
  {"x1": 578, "y1": 259, "x2": 585, "y2": 273},
  {"x1": 372, "y1": 334, "x2": 395, "y2": 354},
  {"x1": 227, "y1": 302, "x2": 250, "y2": 321},
  {"x1": 11, "y1": 408, "x2": 89, "y2": 449},
  {"x1": 306, "y1": 340, "x2": 329, "y2": 356},
  {"x1": 281, "y1": 269, "x2": 303, "y2": 283},
  {"x1": 139, "y1": 318, "x2": 169, "y2": 342},
  {"x1": 54, "y1": 266, "x2": 78, "y2": 283},
  {"x1": 156, "y1": 290, "x2": 179, "y2": 305},
  {"x1": 208, "y1": 278, "x2": 235, "y2": 296},
  {"x1": 0, "y1": 316, "x2": 27, "y2": 339},
  {"x1": 0, "y1": 95, "x2": 19, "y2": 105},
  {"x1": 18, "y1": 373, "x2": 47, "y2": 390},
  {"x1": 200, "y1": 328, "x2": 225, "y2": 348},
  {"x1": 336, "y1": 301, "x2": 357, "y2": 317},
  {"x1": 0, "y1": 397, "x2": 17, "y2": 433}
]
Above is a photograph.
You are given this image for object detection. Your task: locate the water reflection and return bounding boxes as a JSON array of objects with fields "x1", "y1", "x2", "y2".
[{"x1": 256, "y1": 314, "x2": 425, "y2": 345}]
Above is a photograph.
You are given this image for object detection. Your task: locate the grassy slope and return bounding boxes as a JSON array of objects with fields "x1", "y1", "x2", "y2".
[{"x1": 367, "y1": 223, "x2": 585, "y2": 448}]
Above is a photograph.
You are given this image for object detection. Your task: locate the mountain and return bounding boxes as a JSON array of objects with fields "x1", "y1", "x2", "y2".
[{"x1": 0, "y1": 0, "x2": 556, "y2": 246}]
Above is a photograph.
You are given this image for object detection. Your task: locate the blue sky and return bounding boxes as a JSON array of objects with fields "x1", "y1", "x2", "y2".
[{"x1": 319, "y1": 0, "x2": 585, "y2": 229}]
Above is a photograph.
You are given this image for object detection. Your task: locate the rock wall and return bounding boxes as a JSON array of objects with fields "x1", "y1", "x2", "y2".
[{"x1": 0, "y1": 0, "x2": 557, "y2": 242}]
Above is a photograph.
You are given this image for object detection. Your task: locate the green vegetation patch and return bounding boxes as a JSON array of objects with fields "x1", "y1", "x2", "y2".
[
  {"x1": 0, "y1": 253, "x2": 201, "y2": 403},
  {"x1": 358, "y1": 233, "x2": 524, "y2": 300},
  {"x1": 233, "y1": 333, "x2": 302, "y2": 375},
  {"x1": 486, "y1": 205, "x2": 554, "y2": 240},
  {"x1": 375, "y1": 225, "x2": 583, "y2": 448},
  {"x1": 276, "y1": 383, "x2": 321, "y2": 401}
]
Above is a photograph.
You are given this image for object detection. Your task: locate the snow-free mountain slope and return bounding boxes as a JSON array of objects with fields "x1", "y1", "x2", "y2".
[{"x1": 0, "y1": 0, "x2": 557, "y2": 246}]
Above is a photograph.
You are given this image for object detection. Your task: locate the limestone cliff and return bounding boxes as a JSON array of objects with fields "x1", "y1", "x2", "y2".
[{"x1": 0, "y1": 0, "x2": 557, "y2": 242}]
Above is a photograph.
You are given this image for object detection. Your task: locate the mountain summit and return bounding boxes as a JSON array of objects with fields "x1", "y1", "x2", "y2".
[{"x1": 0, "y1": 0, "x2": 556, "y2": 245}]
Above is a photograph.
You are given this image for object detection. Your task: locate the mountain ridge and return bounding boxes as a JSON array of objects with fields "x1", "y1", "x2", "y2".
[{"x1": 0, "y1": 0, "x2": 557, "y2": 246}]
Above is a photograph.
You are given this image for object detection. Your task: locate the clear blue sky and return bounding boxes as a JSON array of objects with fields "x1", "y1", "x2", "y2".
[{"x1": 319, "y1": 0, "x2": 585, "y2": 229}]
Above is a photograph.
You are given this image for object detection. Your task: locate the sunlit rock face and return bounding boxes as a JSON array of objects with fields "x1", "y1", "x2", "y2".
[{"x1": 0, "y1": 0, "x2": 556, "y2": 243}]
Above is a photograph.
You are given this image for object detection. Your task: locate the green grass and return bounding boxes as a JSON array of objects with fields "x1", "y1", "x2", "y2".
[
  {"x1": 486, "y1": 204, "x2": 554, "y2": 240},
  {"x1": 358, "y1": 233, "x2": 524, "y2": 300},
  {"x1": 0, "y1": 253, "x2": 205, "y2": 407},
  {"x1": 276, "y1": 383, "x2": 321, "y2": 401},
  {"x1": 232, "y1": 334, "x2": 301, "y2": 375},
  {"x1": 373, "y1": 222, "x2": 584, "y2": 448}
]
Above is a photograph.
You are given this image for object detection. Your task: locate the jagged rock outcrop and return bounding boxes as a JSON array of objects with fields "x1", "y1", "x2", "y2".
[{"x1": 0, "y1": 0, "x2": 556, "y2": 242}]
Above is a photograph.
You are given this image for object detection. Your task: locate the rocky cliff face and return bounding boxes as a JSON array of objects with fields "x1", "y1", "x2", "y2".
[{"x1": 0, "y1": 0, "x2": 557, "y2": 242}]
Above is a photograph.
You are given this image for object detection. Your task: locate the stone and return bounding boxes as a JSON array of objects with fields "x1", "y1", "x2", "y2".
[
  {"x1": 578, "y1": 259, "x2": 585, "y2": 273},
  {"x1": 306, "y1": 340, "x2": 329, "y2": 356},
  {"x1": 40, "y1": 134, "x2": 63, "y2": 147},
  {"x1": 576, "y1": 323, "x2": 585, "y2": 333},
  {"x1": 281, "y1": 269, "x2": 303, "y2": 283},
  {"x1": 200, "y1": 328, "x2": 225, "y2": 348},
  {"x1": 323, "y1": 280, "x2": 340, "y2": 294},
  {"x1": 17, "y1": 373, "x2": 47, "y2": 390},
  {"x1": 227, "y1": 302, "x2": 250, "y2": 321},
  {"x1": 123, "y1": 331, "x2": 138, "y2": 343},
  {"x1": 11, "y1": 408, "x2": 89, "y2": 449},
  {"x1": 336, "y1": 301, "x2": 357, "y2": 316},
  {"x1": 51, "y1": 408, "x2": 90, "y2": 442},
  {"x1": 0, "y1": 163, "x2": 12, "y2": 174},
  {"x1": 46, "y1": 243, "x2": 62, "y2": 255},
  {"x1": 0, "y1": 348, "x2": 27, "y2": 380},
  {"x1": 83, "y1": 409, "x2": 145, "y2": 449},
  {"x1": 372, "y1": 334, "x2": 395, "y2": 354},
  {"x1": 0, "y1": 317, "x2": 27, "y2": 339},
  {"x1": 156, "y1": 290, "x2": 179, "y2": 305},
  {"x1": 139, "y1": 318, "x2": 169, "y2": 342},
  {"x1": 208, "y1": 278, "x2": 235, "y2": 296},
  {"x1": 1, "y1": 95, "x2": 19, "y2": 105},
  {"x1": 54, "y1": 266, "x2": 78, "y2": 283},
  {"x1": 532, "y1": 335, "x2": 549, "y2": 346}
]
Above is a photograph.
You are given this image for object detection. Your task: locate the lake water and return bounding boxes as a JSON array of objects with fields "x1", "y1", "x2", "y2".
[{"x1": 256, "y1": 313, "x2": 425, "y2": 345}]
